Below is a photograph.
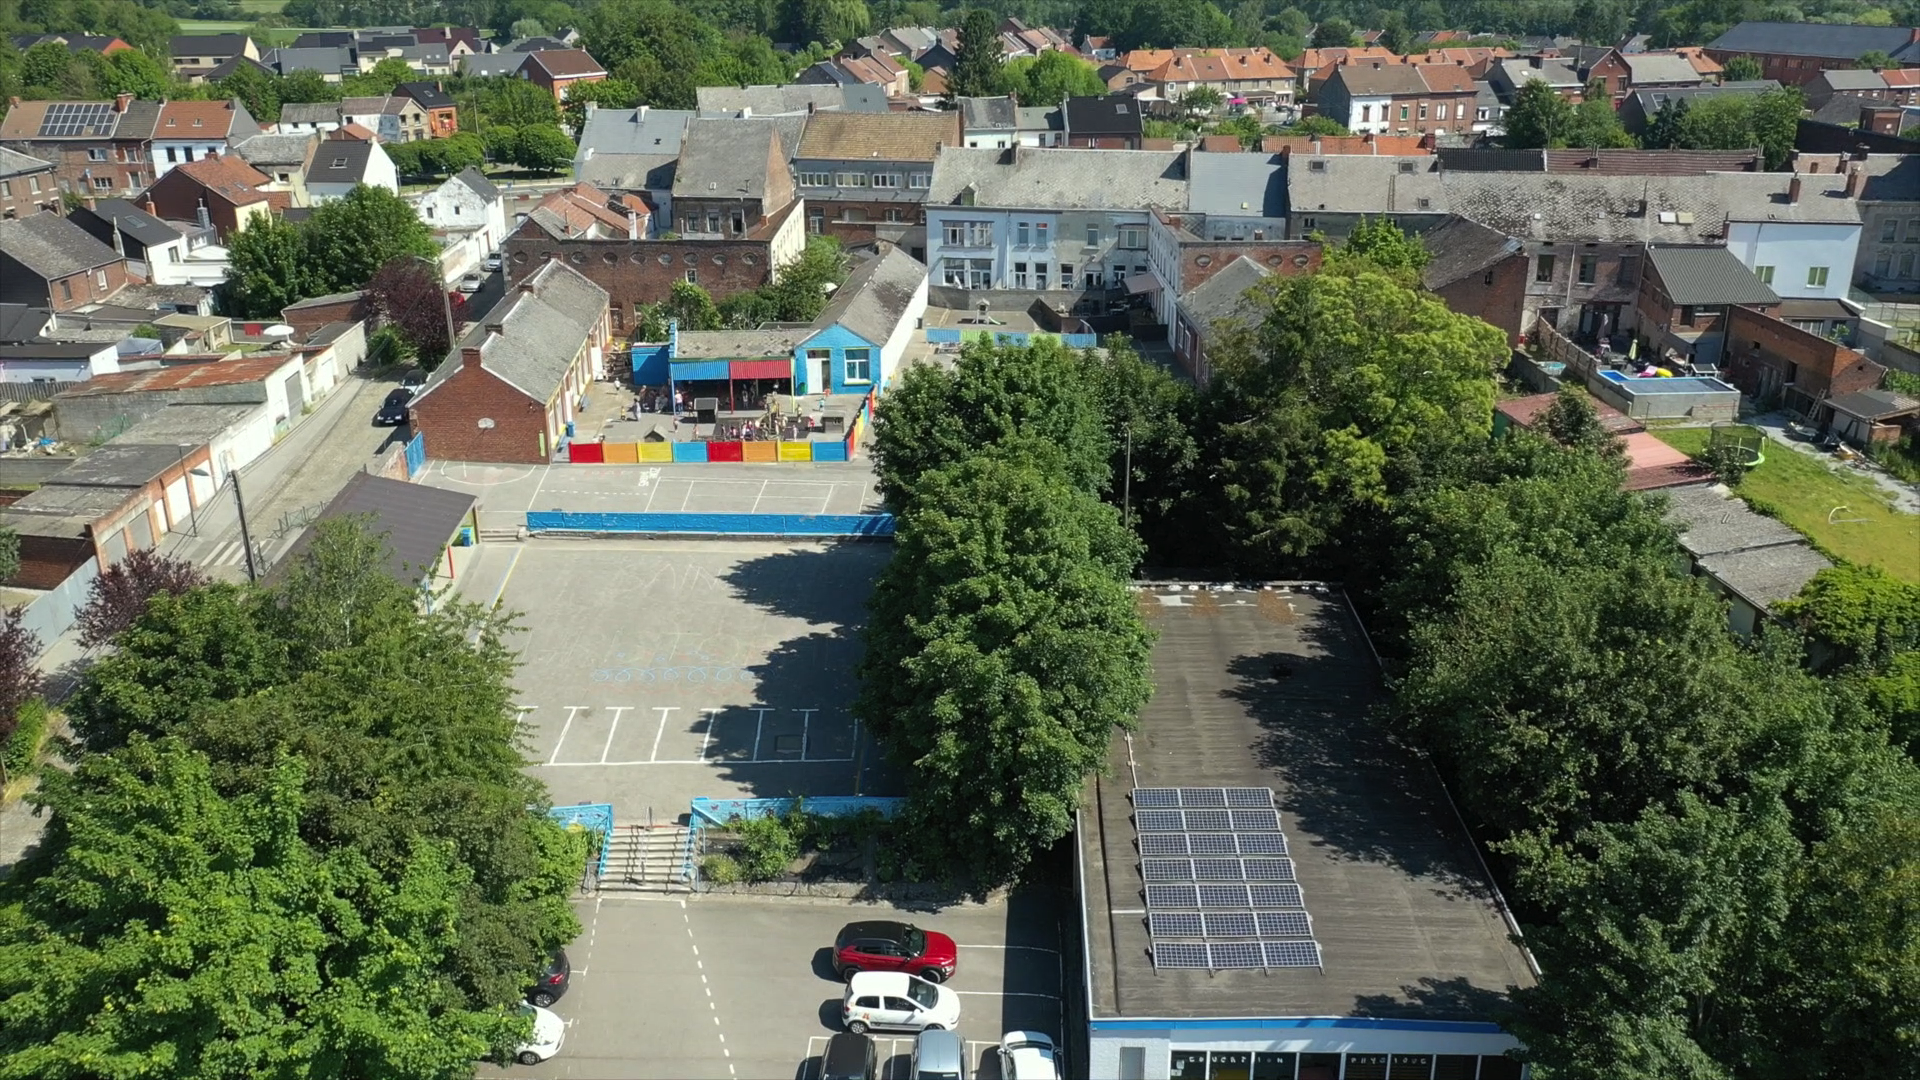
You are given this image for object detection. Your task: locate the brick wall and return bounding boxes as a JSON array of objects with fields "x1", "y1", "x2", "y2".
[
  {"x1": 502, "y1": 235, "x2": 775, "y2": 324},
  {"x1": 26, "y1": 260, "x2": 130, "y2": 313},
  {"x1": 7, "y1": 533, "x2": 92, "y2": 589},
  {"x1": 281, "y1": 294, "x2": 370, "y2": 339},
  {"x1": 409, "y1": 353, "x2": 548, "y2": 463},
  {"x1": 1724, "y1": 303, "x2": 1888, "y2": 409},
  {"x1": 0, "y1": 165, "x2": 59, "y2": 218},
  {"x1": 1433, "y1": 250, "x2": 1529, "y2": 343}
]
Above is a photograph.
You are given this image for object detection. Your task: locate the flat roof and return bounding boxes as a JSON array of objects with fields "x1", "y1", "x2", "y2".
[
  {"x1": 49, "y1": 443, "x2": 186, "y2": 487},
  {"x1": 112, "y1": 402, "x2": 261, "y2": 444},
  {"x1": 1081, "y1": 586, "x2": 1536, "y2": 1022},
  {"x1": 270, "y1": 472, "x2": 476, "y2": 586}
]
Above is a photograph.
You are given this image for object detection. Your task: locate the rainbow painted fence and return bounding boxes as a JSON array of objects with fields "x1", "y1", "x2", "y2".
[{"x1": 564, "y1": 400, "x2": 868, "y2": 466}]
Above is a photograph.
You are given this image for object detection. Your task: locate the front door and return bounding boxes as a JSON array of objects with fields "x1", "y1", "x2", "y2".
[{"x1": 816, "y1": 356, "x2": 833, "y2": 393}]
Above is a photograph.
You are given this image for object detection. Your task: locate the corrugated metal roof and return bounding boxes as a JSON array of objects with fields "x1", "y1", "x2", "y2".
[{"x1": 1645, "y1": 245, "x2": 1781, "y2": 305}]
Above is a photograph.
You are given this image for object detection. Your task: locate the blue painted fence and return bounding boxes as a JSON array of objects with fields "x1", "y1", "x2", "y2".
[
  {"x1": 548, "y1": 802, "x2": 614, "y2": 875},
  {"x1": 690, "y1": 796, "x2": 907, "y2": 828},
  {"x1": 925, "y1": 328, "x2": 1098, "y2": 347},
  {"x1": 526, "y1": 511, "x2": 896, "y2": 537},
  {"x1": 632, "y1": 342, "x2": 670, "y2": 384},
  {"x1": 403, "y1": 432, "x2": 426, "y2": 478}
]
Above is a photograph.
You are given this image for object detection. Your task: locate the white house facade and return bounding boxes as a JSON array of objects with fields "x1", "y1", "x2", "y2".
[{"x1": 1724, "y1": 219, "x2": 1863, "y2": 301}]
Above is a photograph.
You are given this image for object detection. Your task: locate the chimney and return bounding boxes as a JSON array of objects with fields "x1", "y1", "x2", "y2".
[
  {"x1": 6, "y1": 96, "x2": 19, "y2": 109},
  {"x1": 1371, "y1": 60, "x2": 1382, "y2": 69},
  {"x1": 196, "y1": 200, "x2": 211, "y2": 229},
  {"x1": 1788, "y1": 175, "x2": 1802, "y2": 203},
  {"x1": 638, "y1": 105, "x2": 648, "y2": 121},
  {"x1": 461, "y1": 345, "x2": 484, "y2": 367},
  {"x1": 807, "y1": 100, "x2": 816, "y2": 114},
  {"x1": 518, "y1": 280, "x2": 537, "y2": 293},
  {"x1": 627, "y1": 209, "x2": 640, "y2": 240},
  {"x1": 114, "y1": 92, "x2": 133, "y2": 112},
  {"x1": 1845, "y1": 166, "x2": 1865, "y2": 198}
]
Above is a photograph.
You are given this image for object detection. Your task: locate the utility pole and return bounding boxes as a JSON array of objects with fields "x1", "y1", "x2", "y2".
[{"x1": 232, "y1": 466, "x2": 258, "y2": 584}]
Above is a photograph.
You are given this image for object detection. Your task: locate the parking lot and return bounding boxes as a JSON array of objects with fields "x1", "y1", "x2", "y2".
[
  {"x1": 453, "y1": 538, "x2": 896, "y2": 814},
  {"x1": 500, "y1": 892, "x2": 1066, "y2": 1080}
]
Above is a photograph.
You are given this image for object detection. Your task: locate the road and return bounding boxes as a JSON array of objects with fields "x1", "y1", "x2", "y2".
[{"x1": 161, "y1": 374, "x2": 415, "y2": 581}]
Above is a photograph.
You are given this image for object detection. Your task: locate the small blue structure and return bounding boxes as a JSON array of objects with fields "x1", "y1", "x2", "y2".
[{"x1": 548, "y1": 802, "x2": 615, "y2": 875}]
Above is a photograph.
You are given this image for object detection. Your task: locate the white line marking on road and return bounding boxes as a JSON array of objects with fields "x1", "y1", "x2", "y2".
[
  {"x1": 539, "y1": 756, "x2": 857, "y2": 767},
  {"x1": 954, "y1": 990, "x2": 1062, "y2": 999},
  {"x1": 523, "y1": 464, "x2": 550, "y2": 512},
  {"x1": 956, "y1": 944, "x2": 1063, "y2": 952},
  {"x1": 750, "y1": 707, "x2": 770, "y2": 760},
  {"x1": 678, "y1": 478, "x2": 695, "y2": 512},
  {"x1": 546, "y1": 706, "x2": 587, "y2": 765},
  {"x1": 600, "y1": 706, "x2": 631, "y2": 764},
  {"x1": 511, "y1": 705, "x2": 536, "y2": 739},
  {"x1": 749, "y1": 478, "x2": 768, "y2": 513},
  {"x1": 649, "y1": 706, "x2": 678, "y2": 762},
  {"x1": 797, "y1": 707, "x2": 817, "y2": 759},
  {"x1": 487, "y1": 547, "x2": 523, "y2": 611},
  {"x1": 698, "y1": 707, "x2": 719, "y2": 761}
]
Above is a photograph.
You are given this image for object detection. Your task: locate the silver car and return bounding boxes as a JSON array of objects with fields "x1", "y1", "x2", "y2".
[{"x1": 912, "y1": 1028, "x2": 967, "y2": 1080}]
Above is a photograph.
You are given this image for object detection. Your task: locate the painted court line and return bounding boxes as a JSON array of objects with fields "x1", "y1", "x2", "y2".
[
  {"x1": 698, "y1": 707, "x2": 720, "y2": 761},
  {"x1": 649, "y1": 706, "x2": 678, "y2": 761},
  {"x1": 547, "y1": 706, "x2": 588, "y2": 766},
  {"x1": 600, "y1": 706, "x2": 631, "y2": 764},
  {"x1": 541, "y1": 756, "x2": 856, "y2": 767},
  {"x1": 749, "y1": 707, "x2": 771, "y2": 760}
]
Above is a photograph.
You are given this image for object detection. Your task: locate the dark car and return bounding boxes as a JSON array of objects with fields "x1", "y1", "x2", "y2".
[
  {"x1": 834, "y1": 921, "x2": 957, "y2": 983},
  {"x1": 399, "y1": 367, "x2": 426, "y2": 388},
  {"x1": 527, "y1": 948, "x2": 570, "y2": 1007},
  {"x1": 819, "y1": 1031, "x2": 878, "y2": 1080},
  {"x1": 374, "y1": 388, "x2": 413, "y2": 426}
]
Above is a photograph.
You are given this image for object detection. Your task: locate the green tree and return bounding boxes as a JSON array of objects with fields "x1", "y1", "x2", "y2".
[
  {"x1": 510, "y1": 124, "x2": 576, "y2": 173},
  {"x1": 1338, "y1": 215, "x2": 1429, "y2": 276},
  {"x1": 1002, "y1": 49, "x2": 1105, "y2": 107},
  {"x1": 795, "y1": 0, "x2": 870, "y2": 45},
  {"x1": 1502, "y1": 78, "x2": 1574, "y2": 149},
  {"x1": 1081, "y1": 336, "x2": 1202, "y2": 563},
  {"x1": 1776, "y1": 565, "x2": 1920, "y2": 672},
  {"x1": 1179, "y1": 84, "x2": 1225, "y2": 115},
  {"x1": 1859, "y1": 49, "x2": 1896, "y2": 70},
  {"x1": 759, "y1": 233, "x2": 847, "y2": 321},
  {"x1": 217, "y1": 216, "x2": 322, "y2": 318},
  {"x1": 1643, "y1": 96, "x2": 1689, "y2": 149},
  {"x1": 1562, "y1": 90, "x2": 1636, "y2": 149},
  {"x1": 276, "y1": 68, "x2": 340, "y2": 105},
  {"x1": 1677, "y1": 93, "x2": 1757, "y2": 149},
  {"x1": 1722, "y1": 54, "x2": 1762, "y2": 82},
  {"x1": 855, "y1": 449, "x2": 1153, "y2": 887},
  {"x1": 302, "y1": 185, "x2": 438, "y2": 293},
  {"x1": 510, "y1": 16, "x2": 548, "y2": 38},
  {"x1": 1379, "y1": 10, "x2": 1413, "y2": 53},
  {"x1": 1310, "y1": 15, "x2": 1356, "y2": 48},
  {"x1": 560, "y1": 77, "x2": 639, "y2": 131},
  {"x1": 663, "y1": 279, "x2": 722, "y2": 330},
  {"x1": 346, "y1": 55, "x2": 418, "y2": 96},
  {"x1": 1119, "y1": 0, "x2": 1233, "y2": 50},
  {"x1": 99, "y1": 48, "x2": 169, "y2": 99},
  {"x1": 1287, "y1": 114, "x2": 1350, "y2": 137},
  {"x1": 216, "y1": 61, "x2": 281, "y2": 123},
  {"x1": 1749, "y1": 86, "x2": 1805, "y2": 171},
  {"x1": 947, "y1": 7, "x2": 1005, "y2": 99},
  {"x1": 873, "y1": 336, "x2": 1113, "y2": 504},
  {"x1": 0, "y1": 525, "x2": 17, "y2": 583},
  {"x1": 1539, "y1": 384, "x2": 1623, "y2": 460}
]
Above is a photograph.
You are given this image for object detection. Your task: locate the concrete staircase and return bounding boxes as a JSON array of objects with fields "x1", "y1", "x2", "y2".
[{"x1": 599, "y1": 824, "x2": 694, "y2": 893}]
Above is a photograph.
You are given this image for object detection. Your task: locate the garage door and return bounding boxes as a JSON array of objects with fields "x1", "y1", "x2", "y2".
[
  {"x1": 284, "y1": 371, "x2": 306, "y2": 416},
  {"x1": 164, "y1": 476, "x2": 190, "y2": 532}
]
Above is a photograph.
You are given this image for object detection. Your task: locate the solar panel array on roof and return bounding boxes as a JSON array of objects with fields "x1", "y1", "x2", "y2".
[
  {"x1": 1133, "y1": 785, "x2": 1324, "y2": 972},
  {"x1": 39, "y1": 102, "x2": 114, "y2": 137}
]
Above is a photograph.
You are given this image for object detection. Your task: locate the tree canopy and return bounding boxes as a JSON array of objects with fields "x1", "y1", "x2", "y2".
[{"x1": 219, "y1": 186, "x2": 436, "y2": 318}]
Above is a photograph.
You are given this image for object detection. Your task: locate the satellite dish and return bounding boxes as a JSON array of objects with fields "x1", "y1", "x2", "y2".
[{"x1": 262, "y1": 324, "x2": 296, "y2": 339}]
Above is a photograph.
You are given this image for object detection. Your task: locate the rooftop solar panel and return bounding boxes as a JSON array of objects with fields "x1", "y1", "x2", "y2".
[
  {"x1": 1142, "y1": 858, "x2": 1192, "y2": 882},
  {"x1": 1145, "y1": 884, "x2": 1198, "y2": 908},
  {"x1": 1186, "y1": 833, "x2": 1239, "y2": 855},
  {"x1": 1177, "y1": 787, "x2": 1228, "y2": 808},
  {"x1": 1234, "y1": 833, "x2": 1288, "y2": 855},
  {"x1": 1132, "y1": 788, "x2": 1180, "y2": 809},
  {"x1": 1147, "y1": 912, "x2": 1204, "y2": 937},
  {"x1": 1208, "y1": 941, "x2": 1267, "y2": 969},
  {"x1": 1193, "y1": 857, "x2": 1243, "y2": 881},
  {"x1": 1136, "y1": 809, "x2": 1184, "y2": 832},
  {"x1": 1243, "y1": 858, "x2": 1296, "y2": 882},
  {"x1": 1225, "y1": 787, "x2": 1275, "y2": 808},
  {"x1": 1151, "y1": 942, "x2": 1209, "y2": 969},
  {"x1": 1138, "y1": 833, "x2": 1190, "y2": 857},
  {"x1": 1184, "y1": 809, "x2": 1233, "y2": 831},
  {"x1": 1203, "y1": 911, "x2": 1258, "y2": 937},
  {"x1": 1231, "y1": 809, "x2": 1282, "y2": 831},
  {"x1": 1257, "y1": 911, "x2": 1314, "y2": 938},
  {"x1": 1249, "y1": 883, "x2": 1305, "y2": 908},
  {"x1": 1199, "y1": 883, "x2": 1252, "y2": 907},
  {"x1": 1262, "y1": 940, "x2": 1323, "y2": 968}
]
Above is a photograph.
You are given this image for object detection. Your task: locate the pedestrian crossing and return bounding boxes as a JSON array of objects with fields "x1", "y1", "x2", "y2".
[{"x1": 200, "y1": 540, "x2": 261, "y2": 570}]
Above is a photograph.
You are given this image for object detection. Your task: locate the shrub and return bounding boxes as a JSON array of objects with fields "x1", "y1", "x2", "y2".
[
  {"x1": 732, "y1": 814, "x2": 800, "y2": 881},
  {"x1": 1, "y1": 698, "x2": 49, "y2": 782},
  {"x1": 699, "y1": 853, "x2": 743, "y2": 884}
]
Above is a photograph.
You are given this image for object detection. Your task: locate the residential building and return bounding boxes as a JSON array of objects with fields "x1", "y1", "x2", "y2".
[
  {"x1": 1822, "y1": 388, "x2": 1920, "y2": 446},
  {"x1": 571, "y1": 104, "x2": 694, "y2": 199},
  {"x1": 281, "y1": 290, "x2": 369, "y2": 338},
  {"x1": 415, "y1": 166, "x2": 508, "y2": 253},
  {"x1": 150, "y1": 99, "x2": 262, "y2": 179},
  {"x1": 231, "y1": 131, "x2": 318, "y2": 206},
  {"x1": 1404, "y1": 46, "x2": 1511, "y2": 79},
  {"x1": 1283, "y1": 155, "x2": 1449, "y2": 242},
  {"x1": 1061, "y1": 94, "x2": 1146, "y2": 149},
  {"x1": 1635, "y1": 244, "x2": 1783, "y2": 366},
  {"x1": 459, "y1": 51, "x2": 530, "y2": 79},
  {"x1": 305, "y1": 129, "x2": 399, "y2": 201},
  {"x1": 1263, "y1": 133, "x2": 1431, "y2": 156},
  {"x1": 337, "y1": 95, "x2": 430, "y2": 143},
  {"x1": 1281, "y1": 45, "x2": 1401, "y2": 87},
  {"x1": 0, "y1": 302, "x2": 122, "y2": 384},
  {"x1": 792, "y1": 110, "x2": 960, "y2": 249},
  {"x1": 1130, "y1": 47, "x2": 1296, "y2": 106},
  {"x1": 1720, "y1": 171, "x2": 1862, "y2": 300},
  {"x1": 0, "y1": 212, "x2": 128, "y2": 312},
  {"x1": 695, "y1": 84, "x2": 889, "y2": 118},
  {"x1": 670, "y1": 118, "x2": 796, "y2": 240},
  {"x1": 959, "y1": 96, "x2": 1019, "y2": 148},
  {"x1": 1804, "y1": 67, "x2": 1896, "y2": 109},
  {"x1": 0, "y1": 147, "x2": 58, "y2": 218},
  {"x1": 395, "y1": 81, "x2": 460, "y2": 138},
  {"x1": 1585, "y1": 49, "x2": 1705, "y2": 104},
  {"x1": 1143, "y1": 152, "x2": 1315, "y2": 328},
  {"x1": 1079, "y1": 588, "x2": 1536, "y2": 1079},
  {"x1": 169, "y1": 33, "x2": 259, "y2": 82},
  {"x1": 411, "y1": 27, "x2": 484, "y2": 58},
  {"x1": 68, "y1": 198, "x2": 192, "y2": 278},
  {"x1": 1721, "y1": 302, "x2": 1886, "y2": 413},
  {"x1": 0, "y1": 94, "x2": 160, "y2": 197},
  {"x1": 11, "y1": 33, "x2": 132, "y2": 55},
  {"x1": 1880, "y1": 67, "x2": 1920, "y2": 102},
  {"x1": 0, "y1": 440, "x2": 226, "y2": 585},
  {"x1": 1834, "y1": 152, "x2": 1920, "y2": 290},
  {"x1": 792, "y1": 245, "x2": 929, "y2": 394},
  {"x1": 1170, "y1": 254, "x2": 1269, "y2": 383},
  {"x1": 1618, "y1": 80, "x2": 1781, "y2": 137},
  {"x1": 1705, "y1": 20, "x2": 1920, "y2": 86},
  {"x1": 520, "y1": 49, "x2": 608, "y2": 100},
  {"x1": 501, "y1": 182, "x2": 805, "y2": 335},
  {"x1": 1471, "y1": 81, "x2": 1507, "y2": 134},
  {"x1": 1486, "y1": 55, "x2": 1585, "y2": 103},
  {"x1": 1318, "y1": 62, "x2": 1478, "y2": 137},
  {"x1": 408, "y1": 259, "x2": 610, "y2": 463},
  {"x1": 923, "y1": 147, "x2": 1186, "y2": 296},
  {"x1": 1420, "y1": 215, "x2": 1529, "y2": 343},
  {"x1": 141, "y1": 153, "x2": 279, "y2": 238},
  {"x1": 263, "y1": 45, "x2": 359, "y2": 82},
  {"x1": 277, "y1": 102, "x2": 345, "y2": 134},
  {"x1": 1017, "y1": 105, "x2": 1064, "y2": 146}
]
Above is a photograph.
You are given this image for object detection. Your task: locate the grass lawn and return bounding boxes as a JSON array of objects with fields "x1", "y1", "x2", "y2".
[
  {"x1": 175, "y1": 20, "x2": 332, "y2": 45},
  {"x1": 1654, "y1": 425, "x2": 1920, "y2": 582},
  {"x1": 238, "y1": 0, "x2": 286, "y2": 11}
]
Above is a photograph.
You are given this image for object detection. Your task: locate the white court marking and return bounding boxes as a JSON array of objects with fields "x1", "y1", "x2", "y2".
[{"x1": 533, "y1": 703, "x2": 858, "y2": 767}]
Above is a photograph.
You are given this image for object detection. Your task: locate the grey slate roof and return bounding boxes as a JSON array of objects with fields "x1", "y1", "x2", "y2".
[
  {"x1": 1188, "y1": 152, "x2": 1285, "y2": 216},
  {"x1": 1015, "y1": 106, "x2": 1060, "y2": 132},
  {"x1": 397, "y1": 81, "x2": 455, "y2": 109},
  {"x1": 278, "y1": 102, "x2": 342, "y2": 126},
  {"x1": 460, "y1": 52, "x2": 529, "y2": 78},
  {"x1": 1699, "y1": 543, "x2": 1835, "y2": 609},
  {"x1": 1623, "y1": 81, "x2": 1781, "y2": 127},
  {"x1": 415, "y1": 260, "x2": 606, "y2": 405},
  {"x1": 959, "y1": 96, "x2": 1017, "y2": 130},
  {"x1": 75, "y1": 199, "x2": 180, "y2": 249},
  {"x1": 170, "y1": 33, "x2": 252, "y2": 56},
  {"x1": 0, "y1": 213, "x2": 121, "y2": 279},
  {"x1": 0, "y1": 304, "x2": 51, "y2": 343},
  {"x1": 673, "y1": 329, "x2": 804, "y2": 358},
  {"x1": 1420, "y1": 215, "x2": 1523, "y2": 289},
  {"x1": 307, "y1": 139, "x2": 375, "y2": 185},
  {"x1": 1707, "y1": 20, "x2": 1920, "y2": 62},
  {"x1": 1491, "y1": 56, "x2": 1582, "y2": 90},
  {"x1": 1437, "y1": 169, "x2": 1859, "y2": 243},
  {"x1": 271, "y1": 471, "x2": 475, "y2": 587},
  {"x1": 1062, "y1": 94, "x2": 1143, "y2": 137},
  {"x1": 672, "y1": 118, "x2": 782, "y2": 200},
  {"x1": 577, "y1": 107, "x2": 695, "y2": 157},
  {"x1": 1176, "y1": 256, "x2": 1271, "y2": 327},
  {"x1": 1810, "y1": 92, "x2": 1893, "y2": 126},
  {"x1": 1662, "y1": 482, "x2": 1807, "y2": 558},
  {"x1": 695, "y1": 84, "x2": 888, "y2": 117},
  {"x1": 1645, "y1": 245, "x2": 1781, "y2": 305},
  {"x1": 0, "y1": 147, "x2": 54, "y2": 179},
  {"x1": 927, "y1": 147, "x2": 1187, "y2": 210},
  {"x1": 1622, "y1": 52, "x2": 1704, "y2": 84},
  {"x1": 576, "y1": 154, "x2": 679, "y2": 193},
  {"x1": 232, "y1": 132, "x2": 314, "y2": 167},
  {"x1": 452, "y1": 165, "x2": 500, "y2": 201},
  {"x1": 1826, "y1": 388, "x2": 1920, "y2": 420},
  {"x1": 810, "y1": 246, "x2": 926, "y2": 346},
  {"x1": 1288, "y1": 156, "x2": 1446, "y2": 215},
  {"x1": 1818, "y1": 68, "x2": 1888, "y2": 91},
  {"x1": 270, "y1": 46, "x2": 357, "y2": 76}
]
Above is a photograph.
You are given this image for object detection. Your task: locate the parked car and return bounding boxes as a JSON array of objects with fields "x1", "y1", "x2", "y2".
[
  {"x1": 841, "y1": 971, "x2": 959, "y2": 1035},
  {"x1": 485, "y1": 253, "x2": 503, "y2": 272},
  {"x1": 399, "y1": 367, "x2": 427, "y2": 388},
  {"x1": 912, "y1": 1028, "x2": 969, "y2": 1080},
  {"x1": 526, "y1": 948, "x2": 570, "y2": 1007},
  {"x1": 373, "y1": 388, "x2": 412, "y2": 426},
  {"x1": 458, "y1": 273, "x2": 483, "y2": 293},
  {"x1": 819, "y1": 1031, "x2": 879, "y2": 1080},
  {"x1": 834, "y1": 921, "x2": 958, "y2": 982},
  {"x1": 513, "y1": 1003, "x2": 565, "y2": 1065},
  {"x1": 998, "y1": 1031, "x2": 1063, "y2": 1080}
]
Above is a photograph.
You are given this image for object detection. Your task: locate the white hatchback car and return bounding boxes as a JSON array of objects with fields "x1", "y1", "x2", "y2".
[
  {"x1": 514, "y1": 1003, "x2": 565, "y2": 1065},
  {"x1": 841, "y1": 971, "x2": 960, "y2": 1034},
  {"x1": 998, "y1": 1031, "x2": 1064, "y2": 1079}
]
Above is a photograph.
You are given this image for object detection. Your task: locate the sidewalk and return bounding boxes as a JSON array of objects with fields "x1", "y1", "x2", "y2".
[{"x1": 0, "y1": 624, "x2": 94, "y2": 879}]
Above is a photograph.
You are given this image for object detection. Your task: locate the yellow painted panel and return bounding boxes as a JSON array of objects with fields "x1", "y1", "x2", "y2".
[
  {"x1": 778, "y1": 441, "x2": 813, "y2": 461},
  {"x1": 636, "y1": 442, "x2": 674, "y2": 462}
]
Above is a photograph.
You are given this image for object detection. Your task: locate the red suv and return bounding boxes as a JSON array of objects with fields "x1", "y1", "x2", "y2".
[{"x1": 833, "y1": 921, "x2": 958, "y2": 983}]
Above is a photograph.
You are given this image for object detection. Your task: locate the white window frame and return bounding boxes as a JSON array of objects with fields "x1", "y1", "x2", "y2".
[
  {"x1": 1118, "y1": 225, "x2": 1147, "y2": 249},
  {"x1": 908, "y1": 172, "x2": 931, "y2": 188},
  {"x1": 871, "y1": 173, "x2": 901, "y2": 189},
  {"x1": 798, "y1": 171, "x2": 831, "y2": 187},
  {"x1": 1807, "y1": 265, "x2": 1830, "y2": 288},
  {"x1": 834, "y1": 171, "x2": 869, "y2": 188},
  {"x1": 844, "y1": 347, "x2": 873, "y2": 383}
]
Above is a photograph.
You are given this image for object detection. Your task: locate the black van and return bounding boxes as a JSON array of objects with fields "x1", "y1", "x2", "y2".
[{"x1": 820, "y1": 1031, "x2": 878, "y2": 1080}]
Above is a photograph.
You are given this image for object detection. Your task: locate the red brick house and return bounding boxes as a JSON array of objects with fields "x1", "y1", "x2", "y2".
[
  {"x1": 1722, "y1": 303, "x2": 1887, "y2": 413},
  {"x1": 139, "y1": 152, "x2": 279, "y2": 239},
  {"x1": 0, "y1": 146, "x2": 59, "y2": 219},
  {"x1": 1420, "y1": 215, "x2": 1529, "y2": 344},
  {"x1": 520, "y1": 49, "x2": 608, "y2": 101},
  {"x1": 0, "y1": 211, "x2": 128, "y2": 313},
  {"x1": 409, "y1": 260, "x2": 611, "y2": 463},
  {"x1": 0, "y1": 93, "x2": 159, "y2": 197}
]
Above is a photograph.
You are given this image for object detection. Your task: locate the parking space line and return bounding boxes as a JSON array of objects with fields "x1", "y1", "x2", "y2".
[
  {"x1": 546, "y1": 706, "x2": 587, "y2": 765},
  {"x1": 956, "y1": 944, "x2": 1061, "y2": 952},
  {"x1": 797, "y1": 707, "x2": 816, "y2": 758},
  {"x1": 698, "y1": 707, "x2": 719, "y2": 761},
  {"x1": 649, "y1": 706, "x2": 678, "y2": 761},
  {"x1": 955, "y1": 990, "x2": 1062, "y2": 998},
  {"x1": 599, "y1": 706, "x2": 630, "y2": 764},
  {"x1": 540, "y1": 756, "x2": 857, "y2": 767},
  {"x1": 750, "y1": 707, "x2": 770, "y2": 759}
]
